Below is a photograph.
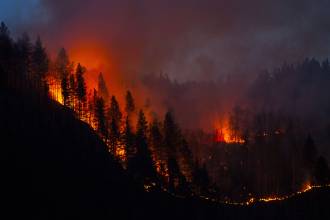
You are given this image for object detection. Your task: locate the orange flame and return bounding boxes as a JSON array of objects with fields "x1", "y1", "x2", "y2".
[
  {"x1": 213, "y1": 117, "x2": 245, "y2": 144},
  {"x1": 47, "y1": 75, "x2": 63, "y2": 104}
]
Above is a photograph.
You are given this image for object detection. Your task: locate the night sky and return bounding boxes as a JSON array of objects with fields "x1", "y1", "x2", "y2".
[{"x1": 1, "y1": 0, "x2": 330, "y2": 81}]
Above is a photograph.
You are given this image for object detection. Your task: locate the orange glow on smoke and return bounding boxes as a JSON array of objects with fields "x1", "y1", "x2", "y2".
[
  {"x1": 68, "y1": 41, "x2": 113, "y2": 91},
  {"x1": 69, "y1": 41, "x2": 111, "y2": 71}
]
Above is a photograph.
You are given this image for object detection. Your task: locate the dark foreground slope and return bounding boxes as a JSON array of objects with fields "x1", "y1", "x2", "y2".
[
  {"x1": 1, "y1": 87, "x2": 140, "y2": 219},
  {"x1": 0, "y1": 86, "x2": 218, "y2": 220},
  {"x1": 1, "y1": 86, "x2": 330, "y2": 220}
]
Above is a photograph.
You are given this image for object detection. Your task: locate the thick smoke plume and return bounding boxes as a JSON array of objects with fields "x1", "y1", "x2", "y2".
[{"x1": 2, "y1": 0, "x2": 330, "y2": 130}]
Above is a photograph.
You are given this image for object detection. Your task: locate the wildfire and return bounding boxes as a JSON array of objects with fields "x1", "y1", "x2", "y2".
[
  {"x1": 298, "y1": 182, "x2": 312, "y2": 194},
  {"x1": 197, "y1": 183, "x2": 330, "y2": 207},
  {"x1": 213, "y1": 119, "x2": 245, "y2": 144},
  {"x1": 47, "y1": 75, "x2": 63, "y2": 104}
]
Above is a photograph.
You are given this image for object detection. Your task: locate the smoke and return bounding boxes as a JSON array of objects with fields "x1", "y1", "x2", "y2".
[
  {"x1": 0, "y1": 0, "x2": 50, "y2": 30},
  {"x1": 2, "y1": 0, "x2": 330, "y2": 130},
  {"x1": 4, "y1": 0, "x2": 329, "y2": 80}
]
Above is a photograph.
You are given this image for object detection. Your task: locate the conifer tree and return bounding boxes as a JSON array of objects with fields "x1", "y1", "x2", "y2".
[
  {"x1": 125, "y1": 90, "x2": 135, "y2": 116},
  {"x1": 31, "y1": 36, "x2": 49, "y2": 91},
  {"x1": 108, "y1": 96, "x2": 122, "y2": 153},
  {"x1": 123, "y1": 116, "x2": 135, "y2": 169},
  {"x1": 97, "y1": 72, "x2": 109, "y2": 102},
  {"x1": 149, "y1": 118, "x2": 167, "y2": 177},
  {"x1": 95, "y1": 96, "x2": 107, "y2": 140},
  {"x1": 163, "y1": 111, "x2": 180, "y2": 155},
  {"x1": 0, "y1": 22, "x2": 13, "y2": 75},
  {"x1": 75, "y1": 63, "x2": 87, "y2": 119},
  {"x1": 68, "y1": 73, "x2": 76, "y2": 109},
  {"x1": 55, "y1": 48, "x2": 71, "y2": 106},
  {"x1": 134, "y1": 110, "x2": 158, "y2": 186},
  {"x1": 15, "y1": 33, "x2": 32, "y2": 78}
]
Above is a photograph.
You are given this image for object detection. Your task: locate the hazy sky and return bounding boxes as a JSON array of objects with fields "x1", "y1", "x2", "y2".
[{"x1": 1, "y1": 0, "x2": 330, "y2": 82}]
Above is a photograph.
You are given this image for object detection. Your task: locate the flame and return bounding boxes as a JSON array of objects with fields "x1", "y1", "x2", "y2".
[
  {"x1": 213, "y1": 117, "x2": 245, "y2": 144},
  {"x1": 45, "y1": 74, "x2": 330, "y2": 203},
  {"x1": 214, "y1": 128, "x2": 226, "y2": 143},
  {"x1": 47, "y1": 75, "x2": 63, "y2": 104},
  {"x1": 299, "y1": 182, "x2": 312, "y2": 193}
]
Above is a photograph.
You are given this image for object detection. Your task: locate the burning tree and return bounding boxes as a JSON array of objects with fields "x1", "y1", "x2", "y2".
[{"x1": 75, "y1": 63, "x2": 87, "y2": 119}]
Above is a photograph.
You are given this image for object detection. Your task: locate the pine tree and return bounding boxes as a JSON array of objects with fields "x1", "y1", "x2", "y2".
[
  {"x1": 61, "y1": 76, "x2": 69, "y2": 106},
  {"x1": 163, "y1": 110, "x2": 191, "y2": 192},
  {"x1": 163, "y1": 111, "x2": 180, "y2": 155},
  {"x1": 108, "y1": 96, "x2": 122, "y2": 153},
  {"x1": 94, "y1": 96, "x2": 107, "y2": 139},
  {"x1": 68, "y1": 73, "x2": 76, "y2": 110},
  {"x1": 75, "y1": 63, "x2": 87, "y2": 119},
  {"x1": 134, "y1": 110, "x2": 158, "y2": 186},
  {"x1": 97, "y1": 72, "x2": 109, "y2": 102},
  {"x1": 163, "y1": 111, "x2": 181, "y2": 170},
  {"x1": 86, "y1": 89, "x2": 94, "y2": 125},
  {"x1": 91, "y1": 89, "x2": 99, "y2": 127},
  {"x1": 125, "y1": 90, "x2": 135, "y2": 116},
  {"x1": 229, "y1": 106, "x2": 245, "y2": 142},
  {"x1": 123, "y1": 116, "x2": 135, "y2": 169},
  {"x1": 178, "y1": 138, "x2": 194, "y2": 182},
  {"x1": 31, "y1": 36, "x2": 49, "y2": 91},
  {"x1": 0, "y1": 22, "x2": 13, "y2": 73},
  {"x1": 167, "y1": 157, "x2": 181, "y2": 192},
  {"x1": 15, "y1": 33, "x2": 32, "y2": 78},
  {"x1": 55, "y1": 48, "x2": 71, "y2": 106},
  {"x1": 149, "y1": 118, "x2": 167, "y2": 177}
]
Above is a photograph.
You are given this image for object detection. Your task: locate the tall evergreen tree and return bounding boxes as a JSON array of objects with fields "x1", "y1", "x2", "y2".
[
  {"x1": 55, "y1": 48, "x2": 71, "y2": 106},
  {"x1": 163, "y1": 110, "x2": 191, "y2": 192},
  {"x1": 178, "y1": 138, "x2": 194, "y2": 182},
  {"x1": 15, "y1": 33, "x2": 32, "y2": 78},
  {"x1": 31, "y1": 36, "x2": 49, "y2": 91},
  {"x1": 163, "y1": 110, "x2": 180, "y2": 156},
  {"x1": 107, "y1": 96, "x2": 122, "y2": 153},
  {"x1": 134, "y1": 110, "x2": 158, "y2": 186},
  {"x1": 149, "y1": 118, "x2": 167, "y2": 177},
  {"x1": 125, "y1": 90, "x2": 135, "y2": 116},
  {"x1": 68, "y1": 73, "x2": 76, "y2": 109},
  {"x1": 123, "y1": 116, "x2": 135, "y2": 170},
  {"x1": 75, "y1": 63, "x2": 87, "y2": 119},
  {"x1": 0, "y1": 22, "x2": 13, "y2": 74},
  {"x1": 94, "y1": 96, "x2": 107, "y2": 140},
  {"x1": 97, "y1": 72, "x2": 109, "y2": 102}
]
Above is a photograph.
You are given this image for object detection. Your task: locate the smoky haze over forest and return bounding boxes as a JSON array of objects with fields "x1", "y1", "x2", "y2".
[
  {"x1": 3, "y1": 2, "x2": 330, "y2": 214},
  {"x1": 2, "y1": 0, "x2": 330, "y2": 131},
  {"x1": 3, "y1": 0, "x2": 330, "y2": 81}
]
